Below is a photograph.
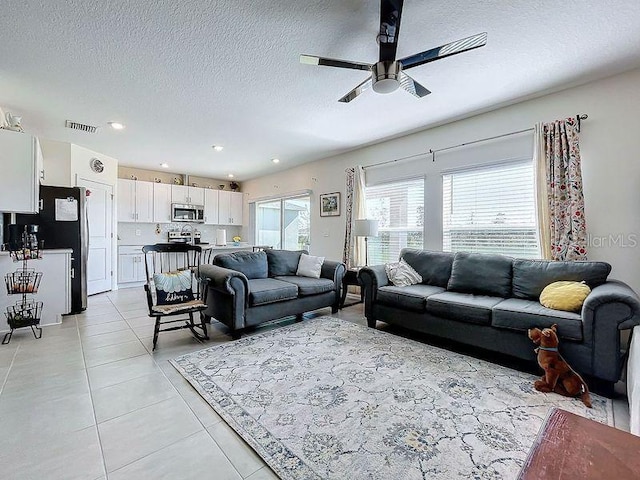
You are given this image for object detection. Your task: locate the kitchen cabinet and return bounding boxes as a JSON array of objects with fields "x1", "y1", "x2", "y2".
[
  {"x1": 117, "y1": 179, "x2": 154, "y2": 223},
  {"x1": 0, "y1": 130, "x2": 43, "y2": 214},
  {"x1": 204, "y1": 189, "x2": 219, "y2": 225},
  {"x1": 218, "y1": 191, "x2": 243, "y2": 225},
  {"x1": 153, "y1": 183, "x2": 172, "y2": 223},
  {"x1": 118, "y1": 246, "x2": 146, "y2": 284},
  {"x1": 171, "y1": 185, "x2": 204, "y2": 205}
]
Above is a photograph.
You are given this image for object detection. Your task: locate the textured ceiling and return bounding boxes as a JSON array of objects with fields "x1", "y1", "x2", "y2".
[{"x1": 2, "y1": 0, "x2": 640, "y2": 180}]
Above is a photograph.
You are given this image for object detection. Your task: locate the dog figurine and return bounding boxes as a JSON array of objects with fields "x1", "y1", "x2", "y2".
[{"x1": 527, "y1": 324, "x2": 592, "y2": 408}]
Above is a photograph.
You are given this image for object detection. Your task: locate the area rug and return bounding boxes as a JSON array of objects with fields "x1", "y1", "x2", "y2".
[{"x1": 171, "y1": 317, "x2": 612, "y2": 479}]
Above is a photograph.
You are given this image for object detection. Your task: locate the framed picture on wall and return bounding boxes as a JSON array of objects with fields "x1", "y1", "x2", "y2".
[{"x1": 319, "y1": 192, "x2": 341, "y2": 217}]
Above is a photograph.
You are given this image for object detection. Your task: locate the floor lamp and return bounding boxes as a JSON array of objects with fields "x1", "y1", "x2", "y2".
[{"x1": 353, "y1": 219, "x2": 379, "y2": 266}]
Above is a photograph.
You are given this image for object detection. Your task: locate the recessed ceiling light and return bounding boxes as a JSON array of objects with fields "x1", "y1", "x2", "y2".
[
  {"x1": 108, "y1": 122, "x2": 125, "y2": 130},
  {"x1": 228, "y1": 174, "x2": 234, "y2": 178},
  {"x1": 160, "y1": 163, "x2": 169, "y2": 168},
  {"x1": 212, "y1": 145, "x2": 224, "y2": 152},
  {"x1": 272, "y1": 158, "x2": 280, "y2": 164}
]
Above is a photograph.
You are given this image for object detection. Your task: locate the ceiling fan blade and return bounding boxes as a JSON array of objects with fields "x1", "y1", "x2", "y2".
[
  {"x1": 300, "y1": 55, "x2": 371, "y2": 71},
  {"x1": 399, "y1": 32, "x2": 488, "y2": 70},
  {"x1": 399, "y1": 73, "x2": 431, "y2": 98},
  {"x1": 338, "y1": 77, "x2": 373, "y2": 103},
  {"x1": 378, "y1": 0, "x2": 404, "y2": 62}
]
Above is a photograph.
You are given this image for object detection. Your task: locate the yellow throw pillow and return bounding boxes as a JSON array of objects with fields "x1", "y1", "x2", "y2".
[{"x1": 540, "y1": 281, "x2": 591, "y2": 312}]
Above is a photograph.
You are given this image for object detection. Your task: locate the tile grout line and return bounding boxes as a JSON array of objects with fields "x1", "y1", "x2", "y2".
[
  {"x1": 0, "y1": 342, "x2": 21, "y2": 396},
  {"x1": 81, "y1": 299, "x2": 113, "y2": 480}
]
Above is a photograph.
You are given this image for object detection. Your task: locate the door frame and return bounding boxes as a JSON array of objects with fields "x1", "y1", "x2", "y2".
[{"x1": 77, "y1": 175, "x2": 117, "y2": 292}]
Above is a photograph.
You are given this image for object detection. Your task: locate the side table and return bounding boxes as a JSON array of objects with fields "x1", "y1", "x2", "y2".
[
  {"x1": 340, "y1": 268, "x2": 363, "y2": 309},
  {"x1": 518, "y1": 407, "x2": 640, "y2": 479}
]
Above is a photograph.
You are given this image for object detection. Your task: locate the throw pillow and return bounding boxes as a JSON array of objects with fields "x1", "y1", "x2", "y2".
[
  {"x1": 297, "y1": 253, "x2": 325, "y2": 278},
  {"x1": 385, "y1": 259, "x2": 423, "y2": 287},
  {"x1": 153, "y1": 270, "x2": 194, "y2": 305},
  {"x1": 540, "y1": 281, "x2": 591, "y2": 312}
]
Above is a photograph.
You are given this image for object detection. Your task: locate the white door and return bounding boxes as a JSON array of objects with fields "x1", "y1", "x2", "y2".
[
  {"x1": 189, "y1": 186, "x2": 205, "y2": 205},
  {"x1": 218, "y1": 190, "x2": 231, "y2": 224},
  {"x1": 117, "y1": 178, "x2": 135, "y2": 222},
  {"x1": 153, "y1": 183, "x2": 172, "y2": 223},
  {"x1": 78, "y1": 178, "x2": 113, "y2": 295},
  {"x1": 230, "y1": 192, "x2": 243, "y2": 225},
  {"x1": 171, "y1": 185, "x2": 189, "y2": 203}
]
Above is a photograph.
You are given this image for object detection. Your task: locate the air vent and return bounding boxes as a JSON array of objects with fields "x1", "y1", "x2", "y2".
[{"x1": 65, "y1": 120, "x2": 98, "y2": 133}]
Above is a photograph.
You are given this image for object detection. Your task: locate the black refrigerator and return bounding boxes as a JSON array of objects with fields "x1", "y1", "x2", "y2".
[{"x1": 5, "y1": 185, "x2": 88, "y2": 313}]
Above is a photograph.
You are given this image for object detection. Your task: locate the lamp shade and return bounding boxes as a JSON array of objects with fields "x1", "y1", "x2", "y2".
[{"x1": 353, "y1": 219, "x2": 379, "y2": 237}]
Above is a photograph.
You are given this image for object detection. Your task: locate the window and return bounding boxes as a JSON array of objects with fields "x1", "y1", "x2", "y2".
[
  {"x1": 442, "y1": 160, "x2": 540, "y2": 258},
  {"x1": 255, "y1": 195, "x2": 311, "y2": 251},
  {"x1": 365, "y1": 178, "x2": 424, "y2": 264}
]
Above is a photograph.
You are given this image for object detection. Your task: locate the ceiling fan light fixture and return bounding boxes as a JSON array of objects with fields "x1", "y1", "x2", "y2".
[{"x1": 371, "y1": 61, "x2": 401, "y2": 94}]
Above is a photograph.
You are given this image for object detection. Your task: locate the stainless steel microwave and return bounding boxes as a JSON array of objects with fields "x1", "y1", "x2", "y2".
[{"x1": 171, "y1": 203, "x2": 205, "y2": 223}]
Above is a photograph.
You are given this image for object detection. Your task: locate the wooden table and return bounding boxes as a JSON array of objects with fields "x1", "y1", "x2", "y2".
[{"x1": 518, "y1": 408, "x2": 640, "y2": 479}]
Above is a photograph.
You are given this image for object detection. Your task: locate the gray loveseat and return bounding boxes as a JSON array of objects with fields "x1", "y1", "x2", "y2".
[
  {"x1": 199, "y1": 249, "x2": 345, "y2": 338},
  {"x1": 359, "y1": 248, "x2": 640, "y2": 388}
]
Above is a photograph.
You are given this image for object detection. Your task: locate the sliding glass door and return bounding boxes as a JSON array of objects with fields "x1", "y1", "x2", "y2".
[{"x1": 256, "y1": 195, "x2": 311, "y2": 251}]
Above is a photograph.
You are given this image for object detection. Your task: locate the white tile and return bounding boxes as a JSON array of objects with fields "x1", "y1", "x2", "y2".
[
  {"x1": 109, "y1": 431, "x2": 241, "y2": 480},
  {"x1": 207, "y1": 421, "x2": 266, "y2": 478},
  {"x1": 125, "y1": 315, "x2": 156, "y2": 329},
  {"x1": 81, "y1": 329, "x2": 139, "y2": 350},
  {"x1": 1, "y1": 368, "x2": 89, "y2": 405},
  {"x1": 98, "y1": 396, "x2": 203, "y2": 472},
  {"x1": 0, "y1": 392, "x2": 95, "y2": 440},
  {"x1": 120, "y1": 307, "x2": 152, "y2": 320},
  {"x1": 92, "y1": 372, "x2": 177, "y2": 423},
  {"x1": 80, "y1": 320, "x2": 130, "y2": 337},
  {"x1": 77, "y1": 312, "x2": 123, "y2": 326},
  {"x1": 0, "y1": 425, "x2": 104, "y2": 480},
  {"x1": 84, "y1": 340, "x2": 147, "y2": 368},
  {"x1": 87, "y1": 354, "x2": 161, "y2": 390}
]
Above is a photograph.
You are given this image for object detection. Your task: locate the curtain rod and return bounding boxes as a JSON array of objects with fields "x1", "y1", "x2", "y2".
[{"x1": 363, "y1": 114, "x2": 588, "y2": 170}]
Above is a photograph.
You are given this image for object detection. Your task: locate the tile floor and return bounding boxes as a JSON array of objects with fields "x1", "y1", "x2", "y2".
[{"x1": 0, "y1": 289, "x2": 631, "y2": 479}]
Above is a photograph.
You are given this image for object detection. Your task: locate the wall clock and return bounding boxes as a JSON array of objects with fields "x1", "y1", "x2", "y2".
[{"x1": 90, "y1": 158, "x2": 104, "y2": 173}]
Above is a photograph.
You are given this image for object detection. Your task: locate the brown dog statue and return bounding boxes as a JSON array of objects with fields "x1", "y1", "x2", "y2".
[{"x1": 527, "y1": 324, "x2": 592, "y2": 408}]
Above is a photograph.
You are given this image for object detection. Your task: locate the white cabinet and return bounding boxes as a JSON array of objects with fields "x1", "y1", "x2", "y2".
[
  {"x1": 117, "y1": 179, "x2": 154, "y2": 223},
  {"x1": 153, "y1": 183, "x2": 172, "y2": 223},
  {"x1": 204, "y1": 189, "x2": 219, "y2": 225},
  {"x1": 0, "y1": 130, "x2": 43, "y2": 214},
  {"x1": 171, "y1": 185, "x2": 204, "y2": 205},
  {"x1": 218, "y1": 191, "x2": 243, "y2": 225},
  {"x1": 118, "y1": 246, "x2": 146, "y2": 284}
]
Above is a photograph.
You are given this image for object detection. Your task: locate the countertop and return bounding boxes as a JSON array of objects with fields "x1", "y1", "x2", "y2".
[
  {"x1": 0, "y1": 248, "x2": 73, "y2": 256},
  {"x1": 118, "y1": 243, "x2": 254, "y2": 250}
]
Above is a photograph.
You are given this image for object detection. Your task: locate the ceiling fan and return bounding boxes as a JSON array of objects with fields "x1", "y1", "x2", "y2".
[{"x1": 300, "y1": 0, "x2": 487, "y2": 103}]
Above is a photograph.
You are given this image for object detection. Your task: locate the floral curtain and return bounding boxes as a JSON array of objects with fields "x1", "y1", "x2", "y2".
[
  {"x1": 534, "y1": 117, "x2": 587, "y2": 261},
  {"x1": 342, "y1": 166, "x2": 367, "y2": 268}
]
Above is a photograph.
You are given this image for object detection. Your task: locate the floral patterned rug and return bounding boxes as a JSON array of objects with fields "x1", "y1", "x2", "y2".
[{"x1": 171, "y1": 317, "x2": 612, "y2": 479}]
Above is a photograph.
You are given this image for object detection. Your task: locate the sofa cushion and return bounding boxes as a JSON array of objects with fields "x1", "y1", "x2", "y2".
[
  {"x1": 400, "y1": 249, "x2": 454, "y2": 287},
  {"x1": 377, "y1": 284, "x2": 445, "y2": 312},
  {"x1": 247, "y1": 278, "x2": 298, "y2": 306},
  {"x1": 447, "y1": 252, "x2": 513, "y2": 297},
  {"x1": 266, "y1": 249, "x2": 308, "y2": 277},
  {"x1": 512, "y1": 259, "x2": 611, "y2": 300},
  {"x1": 274, "y1": 276, "x2": 335, "y2": 296},
  {"x1": 492, "y1": 298, "x2": 583, "y2": 341},
  {"x1": 426, "y1": 292, "x2": 504, "y2": 326},
  {"x1": 215, "y1": 251, "x2": 268, "y2": 280}
]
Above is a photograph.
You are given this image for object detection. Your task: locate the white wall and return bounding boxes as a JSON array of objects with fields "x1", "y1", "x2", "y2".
[{"x1": 242, "y1": 67, "x2": 640, "y2": 292}]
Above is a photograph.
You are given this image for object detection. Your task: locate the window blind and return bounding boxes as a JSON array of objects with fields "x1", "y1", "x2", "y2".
[
  {"x1": 365, "y1": 177, "x2": 424, "y2": 264},
  {"x1": 442, "y1": 161, "x2": 541, "y2": 258}
]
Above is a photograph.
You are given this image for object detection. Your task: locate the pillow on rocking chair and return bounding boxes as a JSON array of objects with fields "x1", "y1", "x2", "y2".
[{"x1": 153, "y1": 270, "x2": 195, "y2": 305}]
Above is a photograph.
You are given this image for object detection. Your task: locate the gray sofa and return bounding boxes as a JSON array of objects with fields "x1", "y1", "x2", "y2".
[
  {"x1": 199, "y1": 249, "x2": 345, "y2": 338},
  {"x1": 359, "y1": 248, "x2": 640, "y2": 387}
]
